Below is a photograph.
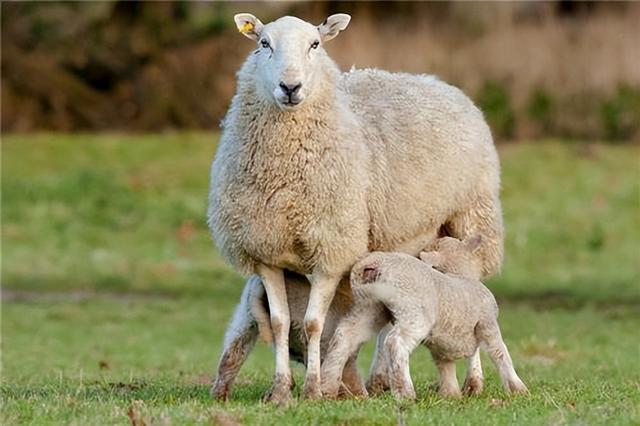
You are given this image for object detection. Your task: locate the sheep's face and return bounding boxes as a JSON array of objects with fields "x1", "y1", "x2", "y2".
[{"x1": 234, "y1": 14, "x2": 351, "y2": 110}]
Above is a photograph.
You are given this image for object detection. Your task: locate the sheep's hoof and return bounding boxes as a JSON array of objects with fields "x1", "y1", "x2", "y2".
[
  {"x1": 462, "y1": 376, "x2": 484, "y2": 396},
  {"x1": 262, "y1": 375, "x2": 293, "y2": 406},
  {"x1": 320, "y1": 380, "x2": 341, "y2": 399},
  {"x1": 438, "y1": 386, "x2": 462, "y2": 399},
  {"x1": 211, "y1": 379, "x2": 229, "y2": 402},
  {"x1": 302, "y1": 375, "x2": 323, "y2": 400},
  {"x1": 391, "y1": 387, "x2": 417, "y2": 400},
  {"x1": 507, "y1": 378, "x2": 529, "y2": 395},
  {"x1": 365, "y1": 374, "x2": 390, "y2": 396}
]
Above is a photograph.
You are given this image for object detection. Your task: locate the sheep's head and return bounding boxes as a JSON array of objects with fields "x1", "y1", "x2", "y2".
[
  {"x1": 419, "y1": 235, "x2": 484, "y2": 280},
  {"x1": 234, "y1": 13, "x2": 351, "y2": 110}
]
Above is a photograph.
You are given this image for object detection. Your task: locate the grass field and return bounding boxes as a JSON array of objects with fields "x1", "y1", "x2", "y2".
[{"x1": 2, "y1": 134, "x2": 639, "y2": 425}]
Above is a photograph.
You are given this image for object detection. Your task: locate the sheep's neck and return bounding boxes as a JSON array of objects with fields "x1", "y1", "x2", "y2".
[{"x1": 235, "y1": 70, "x2": 341, "y2": 154}]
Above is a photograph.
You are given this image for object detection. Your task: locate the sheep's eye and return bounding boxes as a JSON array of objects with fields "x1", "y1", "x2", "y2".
[
  {"x1": 260, "y1": 39, "x2": 270, "y2": 49},
  {"x1": 311, "y1": 40, "x2": 320, "y2": 50}
]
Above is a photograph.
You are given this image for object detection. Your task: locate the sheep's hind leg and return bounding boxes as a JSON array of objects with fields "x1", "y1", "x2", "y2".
[
  {"x1": 366, "y1": 324, "x2": 391, "y2": 396},
  {"x1": 478, "y1": 320, "x2": 528, "y2": 395},
  {"x1": 462, "y1": 347, "x2": 484, "y2": 396},
  {"x1": 384, "y1": 327, "x2": 422, "y2": 399},
  {"x1": 211, "y1": 288, "x2": 259, "y2": 401},
  {"x1": 302, "y1": 272, "x2": 342, "y2": 399},
  {"x1": 256, "y1": 264, "x2": 293, "y2": 406},
  {"x1": 338, "y1": 354, "x2": 368, "y2": 398},
  {"x1": 321, "y1": 305, "x2": 383, "y2": 398}
]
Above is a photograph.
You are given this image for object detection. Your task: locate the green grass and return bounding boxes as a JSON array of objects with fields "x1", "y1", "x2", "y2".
[{"x1": 2, "y1": 134, "x2": 639, "y2": 424}]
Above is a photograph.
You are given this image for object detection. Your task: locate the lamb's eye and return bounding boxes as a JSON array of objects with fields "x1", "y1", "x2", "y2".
[
  {"x1": 310, "y1": 40, "x2": 320, "y2": 50},
  {"x1": 261, "y1": 39, "x2": 270, "y2": 49}
]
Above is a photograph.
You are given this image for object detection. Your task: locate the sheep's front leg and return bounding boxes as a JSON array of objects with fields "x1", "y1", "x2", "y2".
[
  {"x1": 302, "y1": 272, "x2": 341, "y2": 399},
  {"x1": 256, "y1": 264, "x2": 292, "y2": 406},
  {"x1": 435, "y1": 359, "x2": 461, "y2": 398}
]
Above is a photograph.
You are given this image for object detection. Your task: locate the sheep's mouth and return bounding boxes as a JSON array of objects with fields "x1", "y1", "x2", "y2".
[{"x1": 280, "y1": 97, "x2": 302, "y2": 109}]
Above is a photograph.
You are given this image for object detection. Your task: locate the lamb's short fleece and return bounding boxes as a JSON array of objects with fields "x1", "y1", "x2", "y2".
[{"x1": 321, "y1": 237, "x2": 528, "y2": 399}]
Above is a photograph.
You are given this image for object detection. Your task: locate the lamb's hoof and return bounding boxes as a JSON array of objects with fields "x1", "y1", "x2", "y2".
[
  {"x1": 262, "y1": 375, "x2": 293, "y2": 406},
  {"x1": 507, "y1": 378, "x2": 529, "y2": 395},
  {"x1": 462, "y1": 376, "x2": 484, "y2": 396},
  {"x1": 365, "y1": 374, "x2": 390, "y2": 396},
  {"x1": 302, "y1": 375, "x2": 323, "y2": 400}
]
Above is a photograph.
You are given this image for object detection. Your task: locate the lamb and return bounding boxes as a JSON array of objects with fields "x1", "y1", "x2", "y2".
[
  {"x1": 320, "y1": 237, "x2": 528, "y2": 399},
  {"x1": 211, "y1": 273, "x2": 367, "y2": 401},
  {"x1": 207, "y1": 13, "x2": 504, "y2": 403}
]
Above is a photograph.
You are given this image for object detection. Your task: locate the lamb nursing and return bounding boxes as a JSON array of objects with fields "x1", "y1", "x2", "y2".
[
  {"x1": 207, "y1": 13, "x2": 504, "y2": 404},
  {"x1": 320, "y1": 237, "x2": 528, "y2": 399}
]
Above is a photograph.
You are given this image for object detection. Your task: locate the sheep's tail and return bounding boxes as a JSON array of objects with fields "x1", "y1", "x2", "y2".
[{"x1": 247, "y1": 275, "x2": 274, "y2": 345}]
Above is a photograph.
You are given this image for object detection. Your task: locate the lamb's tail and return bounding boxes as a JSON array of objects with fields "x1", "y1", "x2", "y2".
[{"x1": 247, "y1": 275, "x2": 274, "y2": 345}]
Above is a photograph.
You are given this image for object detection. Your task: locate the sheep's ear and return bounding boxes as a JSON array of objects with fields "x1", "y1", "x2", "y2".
[
  {"x1": 234, "y1": 13, "x2": 264, "y2": 41},
  {"x1": 318, "y1": 14, "x2": 351, "y2": 42},
  {"x1": 464, "y1": 235, "x2": 483, "y2": 253},
  {"x1": 419, "y1": 251, "x2": 442, "y2": 268}
]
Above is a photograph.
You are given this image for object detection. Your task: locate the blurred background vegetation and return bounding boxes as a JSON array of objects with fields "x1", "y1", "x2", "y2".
[{"x1": 2, "y1": 1, "x2": 640, "y2": 142}]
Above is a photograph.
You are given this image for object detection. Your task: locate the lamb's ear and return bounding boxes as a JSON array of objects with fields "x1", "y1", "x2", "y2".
[
  {"x1": 318, "y1": 14, "x2": 351, "y2": 42},
  {"x1": 419, "y1": 251, "x2": 443, "y2": 268},
  {"x1": 464, "y1": 235, "x2": 483, "y2": 253},
  {"x1": 234, "y1": 13, "x2": 264, "y2": 41}
]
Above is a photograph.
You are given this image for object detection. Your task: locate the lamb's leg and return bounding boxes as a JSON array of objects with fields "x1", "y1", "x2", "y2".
[
  {"x1": 321, "y1": 306, "x2": 382, "y2": 398},
  {"x1": 462, "y1": 347, "x2": 484, "y2": 396},
  {"x1": 256, "y1": 264, "x2": 292, "y2": 406},
  {"x1": 339, "y1": 354, "x2": 368, "y2": 398},
  {"x1": 366, "y1": 324, "x2": 391, "y2": 396},
  {"x1": 478, "y1": 321, "x2": 528, "y2": 394},
  {"x1": 302, "y1": 272, "x2": 342, "y2": 399},
  {"x1": 211, "y1": 285, "x2": 259, "y2": 401},
  {"x1": 383, "y1": 327, "x2": 422, "y2": 400},
  {"x1": 434, "y1": 359, "x2": 461, "y2": 398},
  {"x1": 446, "y1": 193, "x2": 504, "y2": 277}
]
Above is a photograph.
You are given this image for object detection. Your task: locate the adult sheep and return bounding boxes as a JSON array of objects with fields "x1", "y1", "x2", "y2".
[{"x1": 207, "y1": 13, "x2": 503, "y2": 404}]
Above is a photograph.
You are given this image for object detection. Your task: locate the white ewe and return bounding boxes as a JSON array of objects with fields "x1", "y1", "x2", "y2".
[{"x1": 208, "y1": 13, "x2": 503, "y2": 404}]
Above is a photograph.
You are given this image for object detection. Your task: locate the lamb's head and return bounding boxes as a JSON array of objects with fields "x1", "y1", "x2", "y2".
[
  {"x1": 234, "y1": 13, "x2": 351, "y2": 110},
  {"x1": 419, "y1": 235, "x2": 484, "y2": 280}
]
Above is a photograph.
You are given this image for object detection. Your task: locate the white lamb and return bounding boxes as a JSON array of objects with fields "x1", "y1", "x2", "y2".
[
  {"x1": 321, "y1": 237, "x2": 528, "y2": 399},
  {"x1": 207, "y1": 13, "x2": 504, "y2": 403}
]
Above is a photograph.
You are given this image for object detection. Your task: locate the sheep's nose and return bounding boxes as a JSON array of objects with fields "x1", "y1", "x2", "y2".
[{"x1": 279, "y1": 82, "x2": 302, "y2": 96}]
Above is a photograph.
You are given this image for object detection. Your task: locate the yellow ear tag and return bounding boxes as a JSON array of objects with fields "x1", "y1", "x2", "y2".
[{"x1": 239, "y1": 22, "x2": 254, "y2": 34}]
